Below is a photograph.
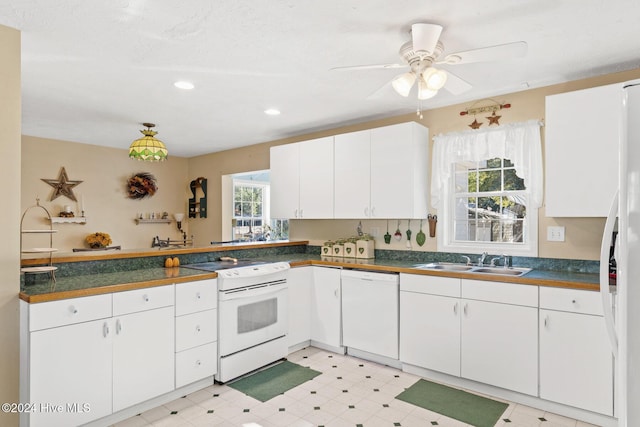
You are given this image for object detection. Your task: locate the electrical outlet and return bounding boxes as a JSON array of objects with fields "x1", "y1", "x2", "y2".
[
  {"x1": 547, "y1": 226, "x2": 565, "y2": 242},
  {"x1": 370, "y1": 227, "x2": 380, "y2": 237}
]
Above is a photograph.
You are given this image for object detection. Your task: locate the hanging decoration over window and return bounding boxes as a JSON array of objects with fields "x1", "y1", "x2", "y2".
[
  {"x1": 460, "y1": 99, "x2": 511, "y2": 128},
  {"x1": 41, "y1": 167, "x2": 83, "y2": 202}
]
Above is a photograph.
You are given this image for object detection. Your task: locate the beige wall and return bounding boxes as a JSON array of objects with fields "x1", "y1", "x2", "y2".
[
  {"x1": 187, "y1": 68, "x2": 640, "y2": 260},
  {"x1": 19, "y1": 69, "x2": 640, "y2": 259},
  {"x1": 1, "y1": 23, "x2": 21, "y2": 427},
  {"x1": 21, "y1": 137, "x2": 190, "y2": 251}
]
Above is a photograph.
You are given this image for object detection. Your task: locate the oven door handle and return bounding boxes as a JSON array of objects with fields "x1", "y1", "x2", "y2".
[{"x1": 219, "y1": 282, "x2": 287, "y2": 301}]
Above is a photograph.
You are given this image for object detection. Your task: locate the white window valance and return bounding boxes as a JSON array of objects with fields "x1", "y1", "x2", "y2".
[{"x1": 431, "y1": 119, "x2": 543, "y2": 208}]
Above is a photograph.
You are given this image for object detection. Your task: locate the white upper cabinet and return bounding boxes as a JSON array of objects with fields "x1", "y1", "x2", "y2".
[
  {"x1": 545, "y1": 83, "x2": 623, "y2": 216},
  {"x1": 270, "y1": 136, "x2": 334, "y2": 218},
  {"x1": 370, "y1": 122, "x2": 429, "y2": 218},
  {"x1": 334, "y1": 122, "x2": 429, "y2": 219},
  {"x1": 334, "y1": 130, "x2": 371, "y2": 218}
]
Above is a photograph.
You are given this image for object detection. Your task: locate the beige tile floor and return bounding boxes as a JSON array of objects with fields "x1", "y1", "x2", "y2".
[{"x1": 113, "y1": 347, "x2": 601, "y2": 427}]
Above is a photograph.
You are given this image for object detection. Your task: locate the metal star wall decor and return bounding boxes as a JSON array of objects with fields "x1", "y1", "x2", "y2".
[
  {"x1": 468, "y1": 118, "x2": 483, "y2": 129},
  {"x1": 486, "y1": 111, "x2": 502, "y2": 125},
  {"x1": 41, "y1": 167, "x2": 83, "y2": 201}
]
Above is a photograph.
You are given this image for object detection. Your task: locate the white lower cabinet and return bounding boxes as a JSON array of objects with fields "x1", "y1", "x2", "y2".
[
  {"x1": 539, "y1": 287, "x2": 613, "y2": 415},
  {"x1": 21, "y1": 286, "x2": 176, "y2": 427},
  {"x1": 400, "y1": 275, "x2": 538, "y2": 396},
  {"x1": 113, "y1": 305, "x2": 175, "y2": 412},
  {"x1": 400, "y1": 274, "x2": 461, "y2": 376},
  {"x1": 174, "y1": 279, "x2": 218, "y2": 388},
  {"x1": 310, "y1": 266, "x2": 342, "y2": 349},
  {"x1": 28, "y1": 315, "x2": 113, "y2": 427},
  {"x1": 287, "y1": 266, "x2": 312, "y2": 349}
]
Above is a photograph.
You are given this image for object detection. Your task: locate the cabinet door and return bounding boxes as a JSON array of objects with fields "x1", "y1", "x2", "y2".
[
  {"x1": 299, "y1": 137, "x2": 334, "y2": 218},
  {"x1": 461, "y1": 299, "x2": 538, "y2": 396},
  {"x1": 400, "y1": 291, "x2": 460, "y2": 376},
  {"x1": 370, "y1": 122, "x2": 429, "y2": 218},
  {"x1": 287, "y1": 266, "x2": 312, "y2": 349},
  {"x1": 545, "y1": 83, "x2": 622, "y2": 216},
  {"x1": 539, "y1": 309, "x2": 613, "y2": 415},
  {"x1": 334, "y1": 130, "x2": 371, "y2": 218},
  {"x1": 29, "y1": 319, "x2": 112, "y2": 427},
  {"x1": 310, "y1": 266, "x2": 341, "y2": 348},
  {"x1": 113, "y1": 306, "x2": 175, "y2": 412},
  {"x1": 270, "y1": 143, "x2": 300, "y2": 218}
]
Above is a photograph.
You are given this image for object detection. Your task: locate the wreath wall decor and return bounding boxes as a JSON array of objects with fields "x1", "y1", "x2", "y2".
[{"x1": 127, "y1": 172, "x2": 158, "y2": 199}]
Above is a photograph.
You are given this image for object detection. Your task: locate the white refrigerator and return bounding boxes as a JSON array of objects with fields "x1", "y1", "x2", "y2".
[{"x1": 601, "y1": 80, "x2": 640, "y2": 426}]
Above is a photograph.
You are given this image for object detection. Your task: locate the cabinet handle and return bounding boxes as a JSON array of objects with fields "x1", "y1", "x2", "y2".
[
  {"x1": 334, "y1": 288, "x2": 339, "y2": 298},
  {"x1": 196, "y1": 360, "x2": 202, "y2": 366},
  {"x1": 544, "y1": 315, "x2": 549, "y2": 328},
  {"x1": 364, "y1": 207, "x2": 369, "y2": 217},
  {"x1": 371, "y1": 207, "x2": 376, "y2": 217},
  {"x1": 453, "y1": 302, "x2": 458, "y2": 315},
  {"x1": 571, "y1": 299, "x2": 577, "y2": 304},
  {"x1": 103, "y1": 322, "x2": 110, "y2": 338},
  {"x1": 196, "y1": 292, "x2": 201, "y2": 300},
  {"x1": 300, "y1": 209, "x2": 303, "y2": 218},
  {"x1": 116, "y1": 319, "x2": 122, "y2": 334},
  {"x1": 70, "y1": 306, "x2": 78, "y2": 315},
  {"x1": 196, "y1": 325, "x2": 201, "y2": 333},
  {"x1": 143, "y1": 294, "x2": 150, "y2": 302},
  {"x1": 463, "y1": 303, "x2": 468, "y2": 315}
]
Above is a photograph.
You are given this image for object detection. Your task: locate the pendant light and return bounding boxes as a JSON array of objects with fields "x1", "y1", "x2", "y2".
[{"x1": 128, "y1": 123, "x2": 168, "y2": 162}]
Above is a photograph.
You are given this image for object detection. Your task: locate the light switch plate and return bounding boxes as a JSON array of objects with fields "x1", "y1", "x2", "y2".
[{"x1": 547, "y1": 226, "x2": 565, "y2": 242}]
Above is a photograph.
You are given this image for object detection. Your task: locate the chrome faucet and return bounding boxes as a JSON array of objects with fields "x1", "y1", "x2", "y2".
[
  {"x1": 461, "y1": 255, "x2": 471, "y2": 265},
  {"x1": 478, "y1": 251, "x2": 489, "y2": 266},
  {"x1": 490, "y1": 254, "x2": 513, "y2": 268}
]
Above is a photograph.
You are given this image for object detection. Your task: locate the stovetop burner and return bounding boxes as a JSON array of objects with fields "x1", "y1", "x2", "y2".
[{"x1": 182, "y1": 259, "x2": 266, "y2": 272}]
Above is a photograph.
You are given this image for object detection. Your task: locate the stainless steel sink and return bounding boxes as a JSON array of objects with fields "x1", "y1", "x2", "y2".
[
  {"x1": 414, "y1": 262, "x2": 475, "y2": 272},
  {"x1": 414, "y1": 263, "x2": 531, "y2": 277},
  {"x1": 472, "y1": 267, "x2": 532, "y2": 276}
]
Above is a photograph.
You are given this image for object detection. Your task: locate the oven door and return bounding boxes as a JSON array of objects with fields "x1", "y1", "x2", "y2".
[{"x1": 218, "y1": 281, "x2": 288, "y2": 356}]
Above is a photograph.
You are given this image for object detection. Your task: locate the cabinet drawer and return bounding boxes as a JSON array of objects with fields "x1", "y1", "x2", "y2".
[
  {"x1": 539, "y1": 286, "x2": 604, "y2": 315},
  {"x1": 400, "y1": 273, "x2": 460, "y2": 297},
  {"x1": 175, "y1": 309, "x2": 217, "y2": 352},
  {"x1": 175, "y1": 342, "x2": 217, "y2": 388},
  {"x1": 113, "y1": 285, "x2": 174, "y2": 316},
  {"x1": 175, "y1": 279, "x2": 217, "y2": 316},
  {"x1": 29, "y1": 294, "x2": 112, "y2": 332},
  {"x1": 462, "y1": 279, "x2": 538, "y2": 307}
]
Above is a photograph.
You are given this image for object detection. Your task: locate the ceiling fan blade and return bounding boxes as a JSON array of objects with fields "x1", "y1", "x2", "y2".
[
  {"x1": 442, "y1": 70, "x2": 472, "y2": 95},
  {"x1": 439, "y1": 41, "x2": 527, "y2": 65},
  {"x1": 366, "y1": 79, "x2": 395, "y2": 100},
  {"x1": 330, "y1": 63, "x2": 407, "y2": 71},
  {"x1": 411, "y1": 23, "x2": 443, "y2": 56}
]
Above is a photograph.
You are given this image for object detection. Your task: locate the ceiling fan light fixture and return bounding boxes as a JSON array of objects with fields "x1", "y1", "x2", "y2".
[
  {"x1": 391, "y1": 72, "x2": 416, "y2": 97},
  {"x1": 421, "y1": 67, "x2": 448, "y2": 90},
  {"x1": 417, "y1": 78, "x2": 438, "y2": 100},
  {"x1": 128, "y1": 123, "x2": 168, "y2": 162}
]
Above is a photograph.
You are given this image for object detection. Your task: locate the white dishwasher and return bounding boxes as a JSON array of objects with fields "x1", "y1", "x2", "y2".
[{"x1": 341, "y1": 269, "x2": 399, "y2": 360}]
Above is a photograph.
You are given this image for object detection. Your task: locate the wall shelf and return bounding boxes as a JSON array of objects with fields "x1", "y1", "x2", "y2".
[
  {"x1": 135, "y1": 218, "x2": 172, "y2": 225},
  {"x1": 50, "y1": 217, "x2": 87, "y2": 224},
  {"x1": 21, "y1": 199, "x2": 57, "y2": 282}
]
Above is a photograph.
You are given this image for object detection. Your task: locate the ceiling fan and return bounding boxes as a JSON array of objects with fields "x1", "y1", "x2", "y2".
[{"x1": 332, "y1": 23, "x2": 527, "y2": 100}]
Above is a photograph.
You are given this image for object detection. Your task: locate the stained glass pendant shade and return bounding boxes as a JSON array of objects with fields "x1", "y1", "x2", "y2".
[{"x1": 129, "y1": 123, "x2": 168, "y2": 161}]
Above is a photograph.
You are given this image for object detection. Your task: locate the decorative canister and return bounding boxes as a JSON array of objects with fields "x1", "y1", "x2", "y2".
[
  {"x1": 333, "y1": 239, "x2": 345, "y2": 257},
  {"x1": 356, "y1": 235, "x2": 375, "y2": 259},
  {"x1": 343, "y1": 238, "x2": 357, "y2": 258},
  {"x1": 321, "y1": 241, "x2": 334, "y2": 256}
]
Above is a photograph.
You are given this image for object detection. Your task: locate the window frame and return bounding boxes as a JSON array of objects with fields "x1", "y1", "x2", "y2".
[
  {"x1": 232, "y1": 179, "x2": 269, "y2": 238},
  {"x1": 437, "y1": 158, "x2": 538, "y2": 257}
]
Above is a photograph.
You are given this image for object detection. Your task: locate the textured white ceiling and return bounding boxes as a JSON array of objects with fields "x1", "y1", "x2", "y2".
[{"x1": 2, "y1": 0, "x2": 640, "y2": 157}]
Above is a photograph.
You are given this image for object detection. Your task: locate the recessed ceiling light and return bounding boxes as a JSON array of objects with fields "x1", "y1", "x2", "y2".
[
  {"x1": 174, "y1": 81, "x2": 195, "y2": 90},
  {"x1": 264, "y1": 108, "x2": 281, "y2": 116}
]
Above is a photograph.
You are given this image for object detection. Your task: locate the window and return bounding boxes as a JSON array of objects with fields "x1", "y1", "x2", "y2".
[
  {"x1": 453, "y1": 158, "x2": 528, "y2": 244},
  {"x1": 431, "y1": 120, "x2": 543, "y2": 256},
  {"x1": 229, "y1": 171, "x2": 288, "y2": 241}
]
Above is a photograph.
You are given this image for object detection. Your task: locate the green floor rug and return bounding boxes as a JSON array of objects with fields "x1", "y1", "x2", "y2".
[
  {"x1": 396, "y1": 379, "x2": 509, "y2": 427},
  {"x1": 228, "y1": 360, "x2": 321, "y2": 402}
]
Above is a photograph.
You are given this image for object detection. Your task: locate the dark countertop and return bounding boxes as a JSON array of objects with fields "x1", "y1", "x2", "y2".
[{"x1": 20, "y1": 253, "x2": 602, "y2": 304}]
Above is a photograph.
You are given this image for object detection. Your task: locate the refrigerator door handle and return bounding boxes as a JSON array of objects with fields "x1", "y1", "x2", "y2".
[{"x1": 600, "y1": 190, "x2": 619, "y2": 358}]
